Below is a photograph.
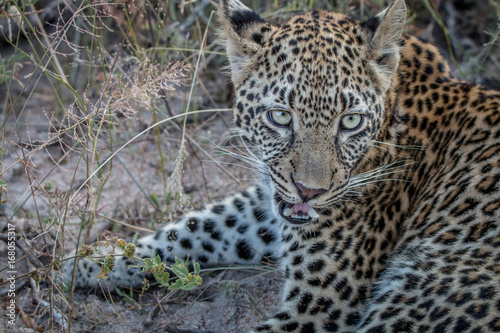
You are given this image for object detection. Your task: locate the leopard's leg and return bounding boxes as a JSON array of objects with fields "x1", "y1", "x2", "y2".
[
  {"x1": 253, "y1": 271, "x2": 363, "y2": 333},
  {"x1": 248, "y1": 205, "x2": 401, "y2": 333},
  {"x1": 60, "y1": 184, "x2": 281, "y2": 292}
]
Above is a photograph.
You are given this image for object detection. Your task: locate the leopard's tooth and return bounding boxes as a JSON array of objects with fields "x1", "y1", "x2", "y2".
[
  {"x1": 283, "y1": 207, "x2": 293, "y2": 217},
  {"x1": 307, "y1": 207, "x2": 319, "y2": 219}
]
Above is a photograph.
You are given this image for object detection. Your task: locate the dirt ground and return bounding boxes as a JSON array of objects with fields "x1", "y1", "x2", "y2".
[{"x1": 0, "y1": 0, "x2": 499, "y2": 332}]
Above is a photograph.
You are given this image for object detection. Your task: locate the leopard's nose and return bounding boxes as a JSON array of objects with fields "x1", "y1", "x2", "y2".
[{"x1": 294, "y1": 181, "x2": 328, "y2": 202}]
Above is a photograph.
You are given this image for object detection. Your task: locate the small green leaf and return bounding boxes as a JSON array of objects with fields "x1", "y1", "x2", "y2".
[
  {"x1": 98, "y1": 266, "x2": 110, "y2": 279},
  {"x1": 0, "y1": 180, "x2": 7, "y2": 187},
  {"x1": 193, "y1": 261, "x2": 201, "y2": 275},
  {"x1": 144, "y1": 258, "x2": 154, "y2": 268},
  {"x1": 150, "y1": 192, "x2": 161, "y2": 209},
  {"x1": 116, "y1": 288, "x2": 137, "y2": 305},
  {"x1": 174, "y1": 257, "x2": 185, "y2": 265},
  {"x1": 181, "y1": 282, "x2": 198, "y2": 291},
  {"x1": 170, "y1": 265, "x2": 189, "y2": 279},
  {"x1": 132, "y1": 233, "x2": 139, "y2": 245},
  {"x1": 168, "y1": 280, "x2": 184, "y2": 290},
  {"x1": 115, "y1": 288, "x2": 126, "y2": 297},
  {"x1": 154, "y1": 254, "x2": 162, "y2": 265},
  {"x1": 43, "y1": 180, "x2": 53, "y2": 191},
  {"x1": 153, "y1": 271, "x2": 170, "y2": 287}
]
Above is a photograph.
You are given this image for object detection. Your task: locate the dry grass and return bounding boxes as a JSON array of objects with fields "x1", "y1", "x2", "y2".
[{"x1": 0, "y1": 0, "x2": 498, "y2": 332}]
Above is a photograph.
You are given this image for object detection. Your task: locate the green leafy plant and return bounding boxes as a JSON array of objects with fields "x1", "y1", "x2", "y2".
[
  {"x1": 80, "y1": 234, "x2": 202, "y2": 291},
  {"x1": 143, "y1": 256, "x2": 202, "y2": 291}
]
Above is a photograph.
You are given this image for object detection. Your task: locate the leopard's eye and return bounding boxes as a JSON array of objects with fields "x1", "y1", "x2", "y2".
[
  {"x1": 340, "y1": 114, "x2": 363, "y2": 130},
  {"x1": 268, "y1": 109, "x2": 292, "y2": 127}
]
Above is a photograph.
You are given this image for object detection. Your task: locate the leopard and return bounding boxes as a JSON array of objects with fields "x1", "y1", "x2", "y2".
[{"x1": 60, "y1": 0, "x2": 500, "y2": 332}]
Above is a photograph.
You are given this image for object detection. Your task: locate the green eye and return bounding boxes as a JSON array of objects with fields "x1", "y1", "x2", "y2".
[
  {"x1": 268, "y1": 109, "x2": 292, "y2": 127},
  {"x1": 340, "y1": 114, "x2": 363, "y2": 130}
]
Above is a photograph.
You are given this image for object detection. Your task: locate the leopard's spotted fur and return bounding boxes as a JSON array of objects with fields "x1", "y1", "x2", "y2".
[{"x1": 62, "y1": 0, "x2": 500, "y2": 332}]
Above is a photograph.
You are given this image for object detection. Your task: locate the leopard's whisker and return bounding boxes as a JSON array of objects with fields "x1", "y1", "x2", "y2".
[
  {"x1": 371, "y1": 140, "x2": 426, "y2": 150},
  {"x1": 348, "y1": 160, "x2": 414, "y2": 190},
  {"x1": 198, "y1": 134, "x2": 269, "y2": 175},
  {"x1": 215, "y1": 161, "x2": 269, "y2": 175},
  {"x1": 239, "y1": 134, "x2": 263, "y2": 164},
  {"x1": 351, "y1": 169, "x2": 404, "y2": 184},
  {"x1": 350, "y1": 161, "x2": 410, "y2": 184},
  {"x1": 218, "y1": 151, "x2": 269, "y2": 174},
  {"x1": 370, "y1": 144, "x2": 392, "y2": 153},
  {"x1": 349, "y1": 178, "x2": 410, "y2": 189}
]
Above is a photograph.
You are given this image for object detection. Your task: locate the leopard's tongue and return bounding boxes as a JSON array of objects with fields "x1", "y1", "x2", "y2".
[{"x1": 282, "y1": 203, "x2": 319, "y2": 220}]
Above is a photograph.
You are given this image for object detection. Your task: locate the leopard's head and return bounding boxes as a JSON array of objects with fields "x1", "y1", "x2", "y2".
[{"x1": 220, "y1": 0, "x2": 406, "y2": 224}]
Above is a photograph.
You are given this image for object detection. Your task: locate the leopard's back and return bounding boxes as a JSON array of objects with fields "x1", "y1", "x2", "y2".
[{"x1": 355, "y1": 34, "x2": 500, "y2": 332}]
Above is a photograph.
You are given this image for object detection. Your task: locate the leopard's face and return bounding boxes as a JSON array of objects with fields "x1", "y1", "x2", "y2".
[{"x1": 227, "y1": 9, "x2": 403, "y2": 224}]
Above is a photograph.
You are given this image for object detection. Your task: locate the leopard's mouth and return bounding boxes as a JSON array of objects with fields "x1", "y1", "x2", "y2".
[{"x1": 278, "y1": 201, "x2": 320, "y2": 225}]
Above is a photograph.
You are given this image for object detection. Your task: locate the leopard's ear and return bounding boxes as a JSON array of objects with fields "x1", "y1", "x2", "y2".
[
  {"x1": 219, "y1": 0, "x2": 276, "y2": 85},
  {"x1": 361, "y1": 0, "x2": 406, "y2": 90}
]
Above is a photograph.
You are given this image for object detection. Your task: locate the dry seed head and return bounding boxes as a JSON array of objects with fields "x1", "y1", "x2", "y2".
[
  {"x1": 123, "y1": 243, "x2": 136, "y2": 259},
  {"x1": 114, "y1": 237, "x2": 127, "y2": 248},
  {"x1": 166, "y1": 139, "x2": 193, "y2": 217},
  {"x1": 52, "y1": 259, "x2": 62, "y2": 271},
  {"x1": 79, "y1": 244, "x2": 95, "y2": 256},
  {"x1": 31, "y1": 271, "x2": 41, "y2": 284},
  {"x1": 106, "y1": 255, "x2": 115, "y2": 271}
]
